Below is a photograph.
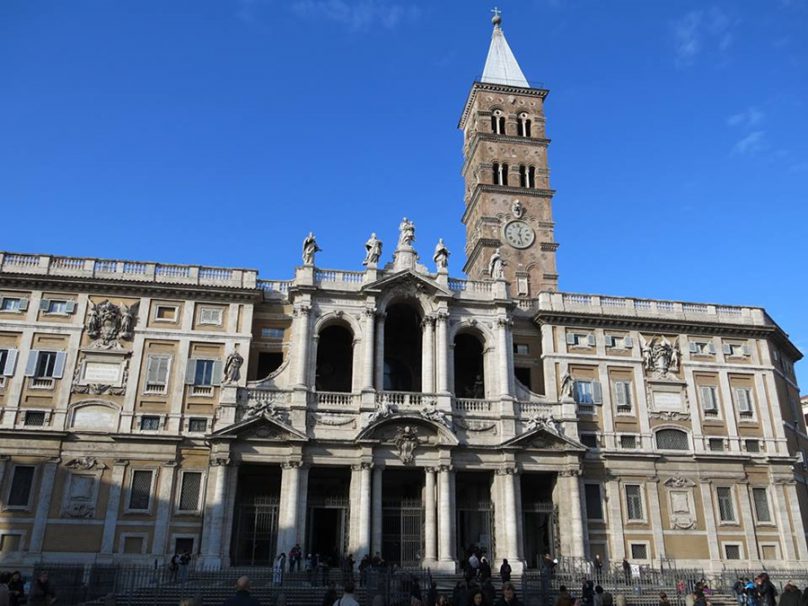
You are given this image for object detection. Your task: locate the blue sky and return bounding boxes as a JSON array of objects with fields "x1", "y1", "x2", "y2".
[{"x1": 1, "y1": 0, "x2": 807, "y2": 387}]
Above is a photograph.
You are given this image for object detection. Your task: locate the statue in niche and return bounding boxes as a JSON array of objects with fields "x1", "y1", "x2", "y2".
[
  {"x1": 363, "y1": 233, "x2": 383, "y2": 266},
  {"x1": 398, "y1": 217, "x2": 415, "y2": 248},
  {"x1": 559, "y1": 372, "x2": 575, "y2": 400},
  {"x1": 223, "y1": 346, "x2": 244, "y2": 384},
  {"x1": 432, "y1": 239, "x2": 450, "y2": 270},
  {"x1": 488, "y1": 248, "x2": 505, "y2": 279},
  {"x1": 394, "y1": 425, "x2": 419, "y2": 464},
  {"x1": 640, "y1": 335, "x2": 681, "y2": 378},
  {"x1": 302, "y1": 232, "x2": 321, "y2": 265}
]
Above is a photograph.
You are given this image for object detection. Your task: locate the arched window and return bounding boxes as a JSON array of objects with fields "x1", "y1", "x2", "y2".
[
  {"x1": 528, "y1": 166, "x2": 536, "y2": 188},
  {"x1": 454, "y1": 333, "x2": 485, "y2": 398},
  {"x1": 315, "y1": 325, "x2": 353, "y2": 392},
  {"x1": 492, "y1": 163, "x2": 500, "y2": 185},
  {"x1": 491, "y1": 110, "x2": 505, "y2": 135},
  {"x1": 493, "y1": 163, "x2": 508, "y2": 186},
  {"x1": 501, "y1": 163, "x2": 509, "y2": 186},
  {"x1": 655, "y1": 429, "x2": 689, "y2": 450},
  {"x1": 519, "y1": 165, "x2": 527, "y2": 188},
  {"x1": 383, "y1": 304, "x2": 422, "y2": 392},
  {"x1": 518, "y1": 113, "x2": 532, "y2": 137}
]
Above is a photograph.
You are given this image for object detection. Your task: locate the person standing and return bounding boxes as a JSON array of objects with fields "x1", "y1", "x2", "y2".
[
  {"x1": 499, "y1": 559, "x2": 512, "y2": 584},
  {"x1": 0, "y1": 572, "x2": 11, "y2": 606},
  {"x1": 222, "y1": 576, "x2": 260, "y2": 606},
  {"x1": 622, "y1": 558, "x2": 631, "y2": 585},
  {"x1": 333, "y1": 583, "x2": 360, "y2": 606},
  {"x1": 494, "y1": 583, "x2": 523, "y2": 606},
  {"x1": 27, "y1": 572, "x2": 55, "y2": 606}
]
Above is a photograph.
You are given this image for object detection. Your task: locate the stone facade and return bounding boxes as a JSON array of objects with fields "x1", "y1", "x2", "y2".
[{"x1": 0, "y1": 18, "x2": 806, "y2": 574}]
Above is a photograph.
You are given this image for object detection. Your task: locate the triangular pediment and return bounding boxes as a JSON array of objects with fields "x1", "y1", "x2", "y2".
[
  {"x1": 501, "y1": 426, "x2": 586, "y2": 452},
  {"x1": 357, "y1": 413, "x2": 459, "y2": 447},
  {"x1": 210, "y1": 412, "x2": 308, "y2": 443},
  {"x1": 363, "y1": 269, "x2": 451, "y2": 297}
]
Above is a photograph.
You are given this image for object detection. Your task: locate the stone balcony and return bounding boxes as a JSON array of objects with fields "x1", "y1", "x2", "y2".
[{"x1": 0, "y1": 252, "x2": 258, "y2": 289}]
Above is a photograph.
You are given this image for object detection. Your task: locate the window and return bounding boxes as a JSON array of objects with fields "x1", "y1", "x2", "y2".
[
  {"x1": 716, "y1": 487, "x2": 735, "y2": 522},
  {"x1": 518, "y1": 165, "x2": 536, "y2": 188},
  {"x1": 41, "y1": 299, "x2": 74, "y2": 314},
  {"x1": 614, "y1": 381, "x2": 632, "y2": 412},
  {"x1": 188, "y1": 418, "x2": 207, "y2": 433},
  {"x1": 144, "y1": 355, "x2": 171, "y2": 394},
  {"x1": 513, "y1": 343, "x2": 530, "y2": 355},
  {"x1": 734, "y1": 387, "x2": 754, "y2": 417},
  {"x1": 724, "y1": 343, "x2": 751, "y2": 357},
  {"x1": 574, "y1": 380, "x2": 602, "y2": 405},
  {"x1": 261, "y1": 327, "x2": 285, "y2": 340},
  {"x1": 0, "y1": 348, "x2": 18, "y2": 378},
  {"x1": 7, "y1": 466, "x2": 35, "y2": 508},
  {"x1": 0, "y1": 534, "x2": 21, "y2": 552},
  {"x1": 584, "y1": 484, "x2": 604, "y2": 520},
  {"x1": 690, "y1": 341, "x2": 716, "y2": 355},
  {"x1": 745, "y1": 439, "x2": 760, "y2": 453},
  {"x1": 567, "y1": 332, "x2": 596, "y2": 347},
  {"x1": 128, "y1": 470, "x2": 153, "y2": 511},
  {"x1": 605, "y1": 335, "x2": 634, "y2": 349},
  {"x1": 630, "y1": 543, "x2": 648, "y2": 560},
  {"x1": 0, "y1": 297, "x2": 27, "y2": 312},
  {"x1": 625, "y1": 485, "x2": 644, "y2": 520},
  {"x1": 122, "y1": 535, "x2": 145, "y2": 554},
  {"x1": 752, "y1": 488, "x2": 771, "y2": 522},
  {"x1": 188, "y1": 359, "x2": 219, "y2": 387},
  {"x1": 620, "y1": 435, "x2": 637, "y2": 449},
  {"x1": 24, "y1": 411, "x2": 46, "y2": 427},
  {"x1": 699, "y1": 385, "x2": 718, "y2": 415},
  {"x1": 24, "y1": 350, "x2": 66, "y2": 381},
  {"x1": 708, "y1": 438, "x2": 724, "y2": 452},
  {"x1": 491, "y1": 110, "x2": 505, "y2": 135},
  {"x1": 724, "y1": 544, "x2": 741, "y2": 560},
  {"x1": 178, "y1": 472, "x2": 203, "y2": 512},
  {"x1": 580, "y1": 433, "x2": 598, "y2": 448},
  {"x1": 514, "y1": 367, "x2": 532, "y2": 390},
  {"x1": 492, "y1": 162, "x2": 509, "y2": 186},
  {"x1": 517, "y1": 114, "x2": 532, "y2": 137},
  {"x1": 140, "y1": 416, "x2": 160, "y2": 431},
  {"x1": 155, "y1": 305, "x2": 178, "y2": 321},
  {"x1": 655, "y1": 429, "x2": 689, "y2": 451},
  {"x1": 199, "y1": 307, "x2": 223, "y2": 326}
]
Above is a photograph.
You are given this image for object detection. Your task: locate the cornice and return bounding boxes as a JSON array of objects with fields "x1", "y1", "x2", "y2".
[{"x1": 459, "y1": 81, "x2": 550, "y2": 130}]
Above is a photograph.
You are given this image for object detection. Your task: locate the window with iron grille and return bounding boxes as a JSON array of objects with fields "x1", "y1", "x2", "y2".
[
  {"x1": 188, "y1": 418, "x2": 207, "y2": 433},
  {"x1": 708, "y1": 438, "x2": 724, "y2": 452},
  {"x1": 656, "y1": 429, "x2": 689, "y2": 451},
  {"x1": 630, "y1": 543, "x2": 648, "y2": 559},
  {"x1": 620, "y1": 435, "x2": 637, "y2": 449},
  {"x1": 584, "y1": 484, "x2": 604, "y2": 520},
  {"x1": 745, "y1": 440, "x2": 760, "y2": 453},
  {"x1": 752, "y1": 488, "x2": 771, "y2": 523},
  {"x1": 625, "y1": 485, "x2": 644, "y2": 520},
  {"x1": 717, "y1": 487, "x2": 735, "y2": 522},
  {"x1": 178, "y1": 472, "x2": 203, "y2": 512},
  {"x1": 140, "y1": 416, "x2": 160, "y2": 431},
  {"x1": 128, "y1": 470, "x2": 153, "y2": 511},
  {"x1": 24, "y1": 411, "x2": 46, "y2": 427},
  {"x1": 7, "y1": 466, "x2": 35, "y2": 507},
  {"x1": 724, "y1": 544, "x2": 741, "y2": 560}
]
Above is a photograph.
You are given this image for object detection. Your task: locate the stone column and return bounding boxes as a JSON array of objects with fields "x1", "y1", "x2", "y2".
[
  {"x1": 438, "y1": 464, "x2": 455, "y2": 562},
  {"x1": 28, "y1": 459, "x2": 59, "y2": 554},
  {"x1": 496, "y1": 317, "x2": 512, "y2": 397},
  {"x1": 295, "y1": 465, "x2": 309, "y2": 548},
  {"x1": 277, "y1": 461, "x2": 302, "y2": 559},
  {"x1": 422, "y1": 316, "x2": 435, "y2": 393},
  {"x1": 374, "y1": 313, "x2": 386, "y2": 390},
  {"x1": 559, "y1": 469, "x2": 585, "y2": 558},
  {"x1": 358, "y1": 463, "x2": 373, "y2": 557},
  {"x1": 698, "y1": 480, "x2": 721, "y2": 562},
  {"x1": 101, "y1": 460, "x2": 128, "y2": 555},
  {"x1": 293, "y1": 305, "x2": 312, "y2": 387},
  {"x1": 604, "y1": 478, "x2": 626, "y2": 560},
  {"x1": 498, "y1": 467, "x2": 520, "y2": 560},
  {"x1": 783, "y1": 480, "x2": 808, "y2": 561},
  {"x1": 772, "y1": 480, "x2": 797, "y2": 561},
  {"x1": 645, "y1": 478, "x2": 667, "y2": 560},
  {"x1": 151, "y1": 462, "x2": 177, "y2": 559},
  {"x1": 200, "y1": 457, "x2": 230, "y2": 568},
  {"x1": 372, "y1": 465, "x2": 383, "y2": 556},
  {"x1": 362, "y1": 307, "x2": 376, "y2": 391},
  {"x1": 424, "y1": 467, "x2": 437, "y2": 564},
  {"x1": 436, "y1": 312, "x2": 449, "y2": 394},
  {"x1": 738, "y1": 483, "x2": 760, "y2": 562}
]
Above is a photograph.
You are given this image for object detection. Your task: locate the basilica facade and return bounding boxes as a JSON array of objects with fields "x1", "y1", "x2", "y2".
[{"x1": 0, "y1": 17, "x2": 806, "y2": 573}]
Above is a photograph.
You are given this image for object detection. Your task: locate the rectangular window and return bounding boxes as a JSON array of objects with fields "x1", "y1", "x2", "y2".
[
  {"x1": 575, "y1": 381, "x2": 602, "y2": 405},
  {"x1": 584, "y1": 484, "x2": 604, "y2": 520},
  {"x1": 198, "y1": 307, "x2": 223, "y2": 326},
  {"x1": 513, "y1": 343, "x2": 530, "y2": 355},
  {"x1": 145, "y1": 355, "x2": 171, "y2": 393},
  {"x1": 188, "y1": 418, "x2": 207, "y2": 433},
  {"x1": 625, "y1": 485, "x2": 644, "y2": 520},
  {"x1": 24, "y1": 411, "x2": 46, "y2": 427},
  {"x1": 140, "y1": 416, "x2": 160, "y2": 431},
  {"x1": 178, "y1": 472, "x2": 203, "y2": 512},
  {"x1": 128, "y1": 470, "x2": 153, "y2": 511},
  {"x1": 45, "y1": 299, "x2": 69, "y2": 314},
  {"x1": 0, "y1": 297, "x2": 23, "y2": 312},
  {"x1": 734, "y1": 387, "x2": 754, "y2": 417},
  {"x1": 36, "y1": 352, "x2": 58, "y2": 378},
  {"x1": 7, "y1": 466, "x2": 35, "y2": 507},
  {"x1": 620, "y1": 435, "x2": 637, "y2": 449},
  {"x1": 709, "y1": 438, "x2": 724, "y2": 452},
  {"x1": 690, "y1": 340, "x2": 716, "y2": 355},
  {"x1": 567, "y1": 332, "x2": 596, "y2": 347},
  {"x1": 155, "y1": 305, "x2": 178, "y2": 321},
  {"x1": 724, "y1": 544, "x2": 741, "y2": 560},
  {"x1": 700, "y1": 385, "x2": 718, "y2": 415},
  {"x1": 717, "y1": 487, "x2": 735, "y2": 522},
  {"x1": 0, "y1": 348, "x2": 17, "y2": 377},
  {"x1": 261, "y1": 327, "x2": 285, "y2": 340},
  {"x1": 752, "y1": 488, "x2": 771, "y2": 523},
  {"x1": 745, "y1": 439, "x2": 760, "y2": 453},
  {"x1": 630, "y1": 543, "x2": 648, "y2": 560},
  {"x1": 0, "y1": 534, "x2": 21, "y2": 552},
  {"x1": 614, "y1": 381, "x2": 632, "y2": 412},
  {"x1": 194, "y1": 360, "x2": 215, "y2": 386}
]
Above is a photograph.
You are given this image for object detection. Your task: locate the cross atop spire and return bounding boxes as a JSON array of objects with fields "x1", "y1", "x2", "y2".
[
  {"x1": 480, "y1": 10, "x2": 529, "y2": 87},
  {"x1": 491, "y1": 6, "x2": 502, "y2": 27}
]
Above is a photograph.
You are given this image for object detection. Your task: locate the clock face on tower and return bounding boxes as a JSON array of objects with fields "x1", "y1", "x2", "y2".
[{"x1": 503, "y1": 220, "x2": 535, "y2": 249}]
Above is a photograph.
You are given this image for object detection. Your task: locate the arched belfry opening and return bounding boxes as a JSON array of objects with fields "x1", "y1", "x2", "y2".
[
  {"x1": 383, "y1": 303, "x2": 422, "y2": 392},
  {"x1": 453, "y1": 332, "x2": 485, "y2": 398},
  {"x1": 315, "y1": 324, "x2": 353, "y2": 392}
]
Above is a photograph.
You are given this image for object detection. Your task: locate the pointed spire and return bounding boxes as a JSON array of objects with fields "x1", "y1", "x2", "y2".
[{"x1": 480, "y1": 10, "x2": 529, "y2": 88}]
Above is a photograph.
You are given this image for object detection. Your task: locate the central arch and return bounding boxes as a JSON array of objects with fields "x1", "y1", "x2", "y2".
[{"x1": 383, "y1": 303, "x2": 422, "y2": 392}]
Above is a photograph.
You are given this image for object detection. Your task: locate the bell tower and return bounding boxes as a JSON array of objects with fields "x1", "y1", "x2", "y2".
[{"x1": 459, "y1": 12, "x2": 558, "y2": 295}]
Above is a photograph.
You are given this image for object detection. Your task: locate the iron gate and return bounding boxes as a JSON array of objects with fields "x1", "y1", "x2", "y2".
[
  {"x1": 233, "y1": 495, "x2": 280, "y2": 566},
  {"x1": 382, "y1": 498, "x2": 424, "y2": 566},
  {"x1": 456, "y1": 499, "x2": 494, "y2": 558}
]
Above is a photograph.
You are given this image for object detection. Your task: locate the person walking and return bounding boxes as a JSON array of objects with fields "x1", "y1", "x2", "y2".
[{"x1": 222, "y1": 576, "x2": 260, "y2": 606}]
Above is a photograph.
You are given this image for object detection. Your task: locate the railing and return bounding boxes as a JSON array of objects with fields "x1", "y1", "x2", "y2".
[
  {"x1": 244, "y1": 389, "x2": 292, "y2": 405},
  {"x1": 315, "y1": 269, "x2": 364, "y2": 284},
  {"x1": 257, "y1": 279, "x2": 292, "y2": 299},
  {"x1": 0, "y1": 251, "x2": 257, "y2": 289},
  {"x1": 376, "y1": 391, "x2": 433, "y2": 408},
  {"x1": 452, "y1": 398, "x2": 493, "y2": 412},
  {"x1": 310, "y1": 391, "x2": 357, "y2": 406},
  {"x1": 517, "y1": 401, "x2": 556, "y2": 416}
]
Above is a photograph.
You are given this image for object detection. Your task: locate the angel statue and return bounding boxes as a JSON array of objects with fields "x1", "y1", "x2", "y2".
[
  {"x1": 433, "y1": 238, "x2": 450, "y2": 270},
  {"x1": 363, "y1": 233, "x2": 382, "y2": 266},
  {"x1": 488, "y1": 247, "x2": 505, "y2": 279},
  {"x1": 302, "y1": 232, "x2": 321, "y2": 265}
]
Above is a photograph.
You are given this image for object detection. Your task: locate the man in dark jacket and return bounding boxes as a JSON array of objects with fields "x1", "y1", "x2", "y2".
[
  {"x1": 495, "y1": 582, "x2": 522, "y2": 606},
  {"x1": 778, "y1": 583, "x2": 801, "y2": 606},
  {"x1": 223, "y1": 576, "x2": 260, "y2": 606},
  {"x1": 28, "y1": 572, "x2": 55, "y2": 606}
]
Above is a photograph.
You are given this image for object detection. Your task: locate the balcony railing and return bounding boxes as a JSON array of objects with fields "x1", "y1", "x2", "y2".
[
  {"x1": 376, "y1": 391, "x2": 436, "y2": 409},
  {"x1": 309, "y1": 391, "x2": 358, "y2": 407},
  {"x1": 452, "y1": 398, "x2": 493, "y2": 412}
]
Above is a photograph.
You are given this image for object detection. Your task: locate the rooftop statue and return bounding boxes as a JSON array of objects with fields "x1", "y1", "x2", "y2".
[
  {"x1": 363, "y1": 233, "x2": 382, "y2": 266},
  {"x1": 302, "y1": 232, "x2": 321, "y2": 265}
]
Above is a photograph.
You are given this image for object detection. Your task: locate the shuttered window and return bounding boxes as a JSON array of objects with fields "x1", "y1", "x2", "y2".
[
  {"x1": 699, "y1": 386, "x2": 718, "y2": 414},
  {"x1": 614, "y1": 381, "x2": 632, "y2": 411},
  {"x1": 145, "y1": 355, "x2": 171, "y2": 393},
  {"x1": 7, "y1": 466, "x2": 35, "y2": 507},
  {"x1": 752, "y1": 488, "x2": 771, "y2": 523},
  {"x1": 734, "y1": 388, "x2": 753, "y2": 416},
  {"x1": 128, "y1": 470, "x2": 153, "y2": 511},
  {"x1": 178, "y1": 472, "x2": 203, "y2": 511}
]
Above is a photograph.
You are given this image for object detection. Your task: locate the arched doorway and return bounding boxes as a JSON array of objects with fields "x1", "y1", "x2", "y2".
[
  {"x1": 383, "y1": 304, "x2": 422, "y2": 391},
  {"x1": 315, "y1": 324, "x2": 353, "y2": 392},
  {"x1": 453, "y1": 333, "x2": 485, "y2": 398}
]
